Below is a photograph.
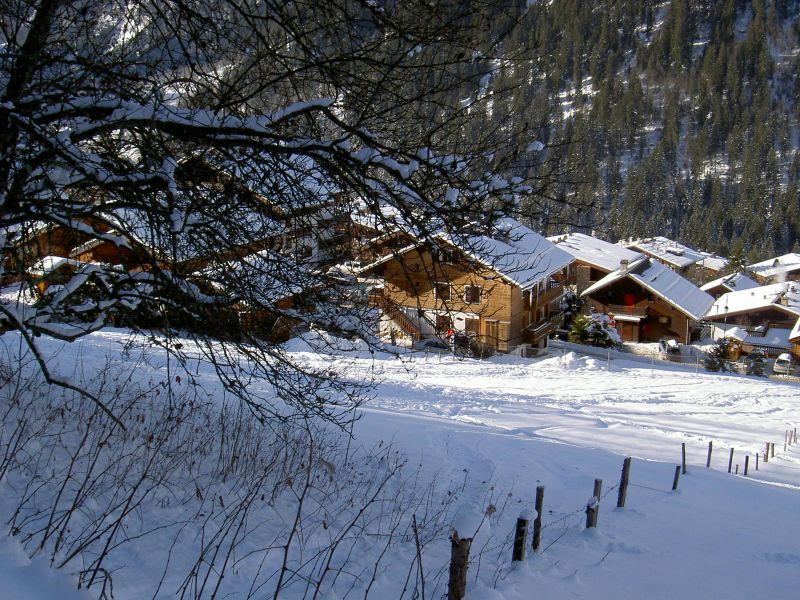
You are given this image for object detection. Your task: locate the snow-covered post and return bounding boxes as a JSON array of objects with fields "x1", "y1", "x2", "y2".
[
  {"x1": 448, "y1": 531, "x2": 471, "y2": 600},
  {"x1": 532, "y1": 486, "x2": 545, "y2": 551},
  {"x1": 728, "y1": 448, "x2": 734, "y2": 473},
  {"x1": 672, "y1": 466, "x2": 681, "y2": 491},
  {"x1": 706, "y1": 441, "x2": 713, "y2": 468},
  {"x1": 681, "y1": 443, "x2": 687, "y2": 475},
  {"x1": 585, "y1": 479, "x2": 602, "y2": 528},
  {"x1": 606, "y1": 348, "x2": 610, "y2": 371},
  {"x1": 617, "y1": 457, "x2": 632, "y2": 508},
  {"x1": 512, "y1": 512, "x2": 530, "y2": 561}
]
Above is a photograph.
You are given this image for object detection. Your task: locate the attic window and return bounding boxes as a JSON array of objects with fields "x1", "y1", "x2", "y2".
[
  {"x1": 666, "y1": 247, "x2": 684, "y2": 256},
  {"x1": 432, "y1": 248, "x2": 456, "y2": 264},
  {"x1": 435, "y1": 282, "x2": 451, "y2": 301}
]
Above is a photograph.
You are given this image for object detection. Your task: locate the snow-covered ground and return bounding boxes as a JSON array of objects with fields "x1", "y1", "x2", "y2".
[{"x1": 1, "y1": 330, "x2": 799, "y2": 599}]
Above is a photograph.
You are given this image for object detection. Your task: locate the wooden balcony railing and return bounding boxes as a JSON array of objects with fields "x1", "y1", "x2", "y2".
[
  {"x1": 533, "y1": 283, "x2": 564, "y2": 308},
  {"x1": 607, "y1": 304, "x2": 649, "y2": 319}
]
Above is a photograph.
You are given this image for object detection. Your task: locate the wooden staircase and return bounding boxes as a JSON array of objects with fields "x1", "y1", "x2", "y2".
[{"x1": 369, "y1": 293, "x2": 422, "y2": 341}]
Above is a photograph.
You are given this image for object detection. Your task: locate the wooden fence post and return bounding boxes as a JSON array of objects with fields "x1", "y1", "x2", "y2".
[
  {"x1": 706, "y1": 441, "x2": 712, "y2": 468},
  {"x1": 682, "y1": 443, "x2": 687, "y2": 474},
  {"x1": 728, "y1": 448, "x2": 734, "y2": 473},
  {"x1": 771, "y1": 442, "x2": 775, "y2": 458},
  {"x1": 672, "y1": 465, "x2": 681, "y2": 490},
  {"x1": 764, "y1": 443, "x2": 769, "y2": 463},
  {"x1": 512, "y1": 516, "x2": 529, "y2": 562},
  {"x1": 744, "y1": 455, "x2": 749, "y2": 477},
  {"x1": 532, "y1": 486, "x2": 544, "y2": 552},
  {"x1": 617, "y1": 457, "x2": 632, "y2": 508},
  {"x1": 586, "y1": 479, "x2": 602, "y2": 528},
  {"x1": 448, "y1": 531, "x2": 471, "y2": 600},
  {"x1": 756, "y1": 452, "x2": 759, "y2": 471}
]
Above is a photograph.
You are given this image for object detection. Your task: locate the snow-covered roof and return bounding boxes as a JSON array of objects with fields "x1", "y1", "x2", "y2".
[
  {"x1": 712, "y1": 323, "x2": 793, "y2": 350},
  {"x1": 581, "y1": 258, "x2": 715, "y2": 321},
  {"x1": 708, "y1": 282, "x2": 800, "y2": 319},
  {"x1": 196, "y1": 250, "x2": 311, "y2": 305},
  {"x1": 623, "y1": 236, "x2": 706, "y2": 270},
  {"x1": 700, "y1": 272, "x2": 760, "y2": 294},
  {"x1": 443, "y1": 218, "x2": 574, "y2": 289},
  {"x1": 27, "y1": 256, "x2": 86, "y2": 277},
  {"x1": 548, "y1": 232, "x2": 642, "y2": 273},
  {"x1": 746, "y1": 253, "x2": 800, "y2": 279},
  {"x1": 790, "y1": 317, "x2": 800, "y2": 343},
  {"x1": 697, "y1": 253, "x2": 729, "y2": 272},
  {"x1": 358, "y1": 218, "x2": 574, "y2": 290}
]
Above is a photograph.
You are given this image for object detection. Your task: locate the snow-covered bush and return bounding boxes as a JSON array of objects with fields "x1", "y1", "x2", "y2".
[
  {"x1": 704, "y1": 338, "x2": 732, "y2": 372},
  {"x1": 568, "y1": 313, "x2": 621, "y2": 348}
]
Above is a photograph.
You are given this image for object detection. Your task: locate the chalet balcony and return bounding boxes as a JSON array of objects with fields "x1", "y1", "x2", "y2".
[
  {"x1": 523, "y1": 315, "x2": 559, "y2": 343},
  {"x1": 607, "y1": 304, "x2": 649, "y2": 320},
  {"x1": 532, "y1": 282, "x2": 564, "y2": 308}
]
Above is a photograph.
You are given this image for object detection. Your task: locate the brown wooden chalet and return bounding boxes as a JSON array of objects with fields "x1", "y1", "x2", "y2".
[
  {"x1": 360, "y1": 219, "x2": 574, "y2": 353},
  {"x1": 746, "y1": 253, "x2": 800, "y2": 285},
  {"x1": 622, "y1": 236, "x2": 728, "y2": 283},
  {"x1": 705, "y1": 283, "x2": 800, "y2": 358},
  {"x1": 581, "y1": 257, "x2": 715, "y2": 344},
  {"x1": 548, "y1": 232, "x2": 643, "y2": 294}
]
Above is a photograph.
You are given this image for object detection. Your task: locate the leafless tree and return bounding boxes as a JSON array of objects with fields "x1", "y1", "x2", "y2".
[
  {"x1": 0, "y1": 4, "x2": 571, "y2": 595},
  {"x1": 0, "y1": 0, "x2": 567, "y2": 423}
]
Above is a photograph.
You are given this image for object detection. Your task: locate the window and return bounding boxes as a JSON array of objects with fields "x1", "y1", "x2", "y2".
[
  {"x1": 464, "y1": 285, "x2": 481, "y2": 304},
  {"x1": 522, "y1": 290, "x2": 531, "y2": 310},
  {"x1": 435, "y1": 282, "x2": 451, "y2": 301},
  {"x1": 432, "y1": 248, "x2": 456, "y2": 264}
]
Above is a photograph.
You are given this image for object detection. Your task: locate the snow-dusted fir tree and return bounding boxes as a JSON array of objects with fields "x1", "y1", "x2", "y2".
[{"x1": 568, "y1": 313, "x2": 621, "y2": 349}]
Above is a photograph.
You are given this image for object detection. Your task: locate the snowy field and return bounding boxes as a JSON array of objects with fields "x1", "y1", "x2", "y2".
[{"x1": 1, "y1": 330, "x2": 799, "y2": 599}]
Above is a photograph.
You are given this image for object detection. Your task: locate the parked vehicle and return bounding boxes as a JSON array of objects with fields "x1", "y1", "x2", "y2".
[{"x1": 773, "y1": 353, "x2": 794, "y2": 376}]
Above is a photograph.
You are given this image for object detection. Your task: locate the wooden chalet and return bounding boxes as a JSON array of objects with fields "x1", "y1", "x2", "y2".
[
  {"x1": 549, "y1": 232, "x2": 642, "y2": 294},
  {"x1": 361, "y1": 219, "x2": 574, "y2": 353},
  {"x1": 746, "y1": 253, "x2": 800, "y2": 285},
  {"x1": 581, "y1": 257, "x2": 715, "y2": 344},
  {"x1": 705, "y1": 282, "x2": 800, "y2": 358},
  {"x1": 700, "y1": 272, "x2": 760, "y2": 299},
  {"x1": 622, "y1": 236, "x2": 728, "y2": 283}
]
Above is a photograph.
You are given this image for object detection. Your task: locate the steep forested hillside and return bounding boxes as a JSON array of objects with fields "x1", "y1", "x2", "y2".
[{"x1": 468, "y1": 0, "x2": 800, "y2": 263}]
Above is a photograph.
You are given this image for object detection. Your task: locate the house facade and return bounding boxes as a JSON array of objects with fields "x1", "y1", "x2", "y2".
[
  {"x1": 362, "y1": 219, "x2": 574, "y2": 352},
  {"x1": 581, "y1": 257, "x2": 715, "y2": 344},
  {"x1": 746, "y1": 253, "x2": 800, "y2": 285},
  {"x1": 705, "y1": 282, "x2": 800, "y2": 358}
]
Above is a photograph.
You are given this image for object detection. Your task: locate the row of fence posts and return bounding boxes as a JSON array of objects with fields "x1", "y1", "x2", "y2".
[
  {"x1": 448, "y1": 456, "x2": 635, "y2": 600},
  {"x1": 698, "y1": 426, "x2": 797, "y2": 478},
  {"x1": 447, "y1": 427, "x2": 798, "y2": 599}
]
